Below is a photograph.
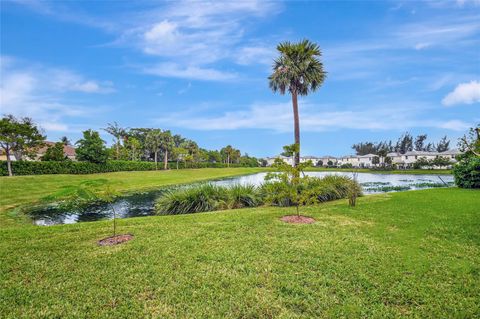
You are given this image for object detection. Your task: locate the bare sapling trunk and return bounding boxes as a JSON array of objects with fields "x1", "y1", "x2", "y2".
[
  {"x1": 154, "y1": 151, "x2": 158, "y2": 170},
  {"x1": 176, "y1": 159, "x2": 179, "y2": 170},
  {"x1": 111, "y1": 204, "x2": 117, "y2": 237},
  {"x1": 116, "y1": 139, "x2": 120, "y2": 160},
  {"x1": 164, "y1": 149, "x2": 168, "y2": 170},
  {"x1": 227, "y1": 154, "x2": 230, "y2": 167}
]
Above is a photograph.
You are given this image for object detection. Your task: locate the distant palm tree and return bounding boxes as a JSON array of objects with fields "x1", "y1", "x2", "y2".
[
  {"x1": 269, "y1": 39, "x2": 326, "y2": 166},
  {"x1": 145, "y1": 129, "x2": 162, "y2": 170},
  {"x1": 160, "y1": 130, "x2": 174, "y2": 170},
  {"x1": 103, "y1": 122, "x2": 126, "y2": 160}
]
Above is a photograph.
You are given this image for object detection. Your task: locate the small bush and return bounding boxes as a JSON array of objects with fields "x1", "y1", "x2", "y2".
[
  {"x1": 453, "y1": 156, "x2": 480, "y2": 189},
  {"x1": 262, "y1": 175, "x2": 361, "y2": 207}
]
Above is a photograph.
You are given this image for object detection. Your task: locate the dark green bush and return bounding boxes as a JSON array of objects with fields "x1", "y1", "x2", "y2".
[
  {"x1": 262, "y1": 175, "x2": 361, "y2": 207},
  {"x1": 453, "y1": 156, "x2": 480, "y2": 189},
  {"x1": 155, "y1": 184, "x2": 229, "y2": 215},
  {"x1": 155, "y1": 183, "x2": 264, "y2": 215},
  {"x1": 0, "y1": 160, "x2": 256, "y2": 176}
]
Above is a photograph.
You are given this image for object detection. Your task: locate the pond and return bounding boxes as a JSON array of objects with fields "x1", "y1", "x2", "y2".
[{"x1": 30, "y1": 172, "x2": 454, "y2": 226}]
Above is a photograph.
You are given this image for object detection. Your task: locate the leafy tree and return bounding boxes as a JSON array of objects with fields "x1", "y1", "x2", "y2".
[
  {"x1": 172, "y1": 146, "x2": 188, "y2": 169},
  {"x1": 41, "y1": 142, "x2": 68, "y2": 161},
  {"x1": 458, "y1": 125, "x2": 480, "y2": 157},
  {"x1": 265, "y1": 150, "x2": 314, "y2": 216},
  {"x1": 327, "y1": 160, "x2": 334, "y2": 167},
  {"x1": 269, "y1": 39, "x2": 326, "y2": 166},
  {"x1": 414, "y1": 134, "x2": 427, "y2": 151},
  {"x1": 124, "y1": 137, "x2": 141, "y2": 161},
  {"x1": 145, "y1": 129, "x2": 163, "y2": 170},
  {"x1": 316, "y1": 160, "x2": 323, "y2": 167},
  {"x1": 0, "y1": 115, "x2": 46, "y2": 176},
  {"x1": 436, "y1": 135, "x2": 450, "y2": 152},
  {"x1": 103, "y1": 122, "x2": 127, "y2": 160},
  {"x1": 160, "y1": 130, "x2": 174, "y2": 170},
  {"x1": 372, "y1": 156, "x2": 380, "y2": 166},
  {"x1": 454, "y1": 125, "x2": 480, "y2": 188},
  {"x1": 75, "y1": 130, "x2": 109, "y2": 163},
  {"x1": 395, "y1": 132, "x2": 413, "y2": 154},
  {"x1": 61, "y1": 136, "x2": 71, "y2": 146},
  {"x1": 221, "y1": 145, "x2": 238, "y2": 167}
]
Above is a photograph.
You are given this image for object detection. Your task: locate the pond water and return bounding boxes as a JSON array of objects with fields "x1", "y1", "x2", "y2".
[{"x1": 31, "y1": 172, "x2": 454, "y2": 226}]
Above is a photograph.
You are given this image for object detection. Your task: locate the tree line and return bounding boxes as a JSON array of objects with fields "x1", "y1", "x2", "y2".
[
  {"x1": 0, "y1": 115, "x2": 258, "y2": 176},
  {"x1": 352, "y1": 132, "x2": 451, "y2": 155}
]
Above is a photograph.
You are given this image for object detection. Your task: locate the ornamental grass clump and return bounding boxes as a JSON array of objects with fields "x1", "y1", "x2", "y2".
[
  {"x1": 155, "y1": 184, "x2": 264, "y2": 215},
  {"x1": 155, "y1": 184, "x2": 229, "y2": 215},
  {"x1": 226, "y1": 184, "x2": 263, "y2": 209}
]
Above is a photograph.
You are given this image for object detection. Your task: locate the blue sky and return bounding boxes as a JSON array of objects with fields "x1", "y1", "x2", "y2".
[{"x1": 1, "y1": 0, "x2": 479, "y2": 157}]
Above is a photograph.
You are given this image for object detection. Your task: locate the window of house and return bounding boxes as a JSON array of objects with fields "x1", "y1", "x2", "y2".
[
  {"x1": 415, "y1": 156, "x2": 417, "y2": 159},
  {"x1": 405, "y1": 156, "x2": 408, "y2": 159}
]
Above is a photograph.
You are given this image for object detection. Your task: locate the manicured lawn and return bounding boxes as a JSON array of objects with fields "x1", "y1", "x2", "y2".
[
  {"x1": 0, "y1": 168, "x2": 267, "y2": 226},
  {"x1": 1, "y1": 188, "x2": 478, "y2": 318}
]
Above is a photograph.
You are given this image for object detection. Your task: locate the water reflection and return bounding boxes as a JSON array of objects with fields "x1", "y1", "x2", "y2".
[{"x1": 30, "y1": 172, "x2": 454, "y2": 226}]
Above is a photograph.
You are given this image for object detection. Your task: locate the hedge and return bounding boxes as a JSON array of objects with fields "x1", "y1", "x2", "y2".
[
  {"x1": 0, "y1": 160, "x2": 258, "y2": 176},
  {"x1": 453, "y1": 156, "x2": 480, "y2": 189}
]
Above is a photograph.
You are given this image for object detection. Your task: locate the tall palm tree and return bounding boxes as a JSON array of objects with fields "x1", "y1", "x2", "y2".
[
  {"x1": 269, "y1": 39, "x2": 326, "y2": 166},
  {"x1": 160, "y1": 130, "x2": 174, "y2": 170},
  {"x1": 145, "y1": 129, "x2": 162, "y2": 170},
  {"x1": 103, "y1": 122, "x2": 126, "y2": 160}
]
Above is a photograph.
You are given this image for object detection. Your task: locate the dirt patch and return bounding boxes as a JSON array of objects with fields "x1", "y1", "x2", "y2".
[
  {"x1": 98, "y1": 234, "x2": 134, "y2": 246},
  {"x1": 280, "y1": 215, "x2": 316, "y2": 224}
]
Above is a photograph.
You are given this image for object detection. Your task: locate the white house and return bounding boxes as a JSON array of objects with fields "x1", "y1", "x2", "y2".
[{"x1": 264, "y1": 149, "x2": 462, "y2": 168}]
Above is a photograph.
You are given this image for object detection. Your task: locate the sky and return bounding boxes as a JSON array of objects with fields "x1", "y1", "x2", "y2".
[{"x1": 1, "y1": 0, "x2": 479, "y2": 157}]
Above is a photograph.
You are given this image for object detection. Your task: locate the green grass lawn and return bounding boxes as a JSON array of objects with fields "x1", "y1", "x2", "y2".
[
  {"x1": 0, "y1": 168, "x2": 267, "y2": 226},
  {"x1": 1, "y1": 188, "x2": 478, "y2": 318}
]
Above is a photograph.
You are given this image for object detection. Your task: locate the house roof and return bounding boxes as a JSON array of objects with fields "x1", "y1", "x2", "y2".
[{"x1": 37, "y1": 141, "x2": 76, "y2": 157}]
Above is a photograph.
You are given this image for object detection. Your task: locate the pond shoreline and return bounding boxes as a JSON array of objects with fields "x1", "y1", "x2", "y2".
[{"x1": 29, "y1": 171, "x2": 455, "y2": 226}]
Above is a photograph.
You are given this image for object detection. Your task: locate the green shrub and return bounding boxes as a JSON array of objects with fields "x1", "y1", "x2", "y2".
[
  {"x1": 155, "y1": 184, "x2": 229, "y2": 215},
  {"x1": 340, "y1": 163, "x2": 353, "y2": 169},
  {"x1": 0, "y1": 160, "x2": 256, "y2": 176},
  {"x1": 453, "y1": 156, "x2": 480, "y2": 189},
  {"x1": 155, "y1": 183, "x2": 264, "y2": 215},
  {"x1": 226, "y1": 184, "x2": 263, "y2": 209},
  {"x1": 262, "y1": 175, "x2": 361, "y2": 207}
]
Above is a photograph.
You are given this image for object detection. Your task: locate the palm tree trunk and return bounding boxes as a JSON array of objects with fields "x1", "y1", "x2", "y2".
[
  {"x1": 116, "y1": 138, "x2": 120, "y2": 160},
  {"x1": 154, "y1": 151, "x2": 158, "y2": 170},
  {"x1": 6, "y1": 145, "x2": 12, "y2": 177},
  {"x1": 163, "y1": 149, "x2": 168, "y2": 170},
  {"x1": 227, "y1": 155, "x2": 230, "y2": 168},
  {"x1": 292, "y1": 91, "x2": 300, "y2": 166}
]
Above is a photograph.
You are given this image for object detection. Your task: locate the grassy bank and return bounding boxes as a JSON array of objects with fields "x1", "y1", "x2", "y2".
[
  {"x1": 305, "y1": 167, "x2": 452, "y2": 174},
  {"x1": 1, "y1": 188, "x2": 478, "y2": 318},
  {"x1": 0, "y1": 168, "x2": 267, "y2": 226}
]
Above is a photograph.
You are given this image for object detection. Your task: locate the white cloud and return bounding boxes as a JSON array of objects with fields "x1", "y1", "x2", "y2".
[
  {"x1": 142, "y1": 63, "x2": 237, "y2": 81},
  {"x1": 153, "y1": 101, "x2": 470, "y2": 132},
  {"x1": 0, "y1": 57, "x2": 111, "y2": 132},
  {"x1": 456, "y1": 0, "x2": 480, "y2": 7},
  {"x1": 442, "y1": 80, "x2": 480, "y2": 106},
  {"x1": 414, "y1": 42, "x2": 431, "y2": 50},
  {"x1": 235, "y1": 46, "x2": 275, "y2": 65}
]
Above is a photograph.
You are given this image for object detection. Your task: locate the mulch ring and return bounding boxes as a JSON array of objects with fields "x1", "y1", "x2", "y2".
[
  {"x1": 280, "y1": 215, "x2": 316, "y2": 224},
  {"x1": 98, "y1": 234, "x2": 134, "y2": 246}
]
